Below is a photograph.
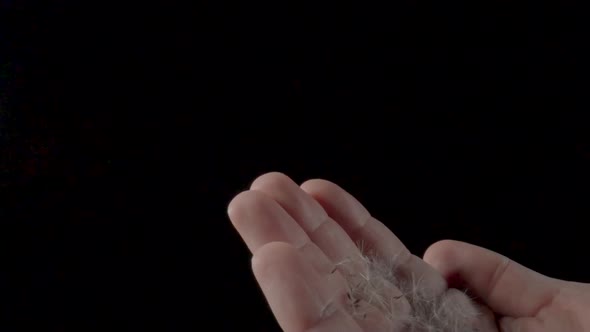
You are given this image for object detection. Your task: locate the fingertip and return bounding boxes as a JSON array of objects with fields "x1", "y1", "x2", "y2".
[
  {"x1": 422, "y1": 239, "x2": 463, "y2": 275},
  {"x1": 226, "y1": 190, "x2": 266, "y2": 225},
  {"x1": 300, "y1": 178, "x2": 331, "y2": 191},
  {"x1": 300, "y1": 179, "x2": 343, "y2": 200},
  {"x1": 300, "y1": 179, "x2": 370, "y2": 228},
  {"x1": 226, "y1": 189, "x2": 250, "y2": 218},
  {"x1": 250, "y1": 171, "x2": 294, "y2": 191}
]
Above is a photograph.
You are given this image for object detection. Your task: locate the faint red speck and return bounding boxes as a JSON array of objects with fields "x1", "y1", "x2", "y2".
[{"x1": 22, "y1": 158, "x2": 37, "y2": 177}]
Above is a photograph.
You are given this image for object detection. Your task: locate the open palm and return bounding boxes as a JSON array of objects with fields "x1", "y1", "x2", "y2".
[{"x1": 228, "y1": 173, "x2": 590, "y2": 331}]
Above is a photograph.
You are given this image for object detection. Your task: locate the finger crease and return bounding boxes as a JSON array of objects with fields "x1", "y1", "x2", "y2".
[
  {"x1": 309, "y1": 214, "x2": 330, "y2": 235},
  {"x1": 348, "y1": 214, "x2": 373, "y2": 244},
  {"x1": 486, "y1": 256, "x2": 512, "y2": 301}
]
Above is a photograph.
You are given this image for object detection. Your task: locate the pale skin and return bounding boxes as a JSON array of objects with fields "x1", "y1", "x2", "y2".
[{"x1": 227, "y1": 172, "x2": 590, "y2": 332}]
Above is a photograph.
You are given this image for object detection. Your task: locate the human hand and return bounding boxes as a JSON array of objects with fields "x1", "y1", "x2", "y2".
[{"x1": 227, "y1": 172, "x2": 590, "y2": 331}]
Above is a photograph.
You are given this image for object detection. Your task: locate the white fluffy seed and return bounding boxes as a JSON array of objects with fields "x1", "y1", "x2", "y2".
[{"x1": 334, "y1": 246, "x2": 482, "y2": 332}]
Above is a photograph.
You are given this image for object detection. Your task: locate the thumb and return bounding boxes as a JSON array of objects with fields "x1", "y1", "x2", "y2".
[{"x1": 423, "y1": 240, "x2": 560, "y2": 317}]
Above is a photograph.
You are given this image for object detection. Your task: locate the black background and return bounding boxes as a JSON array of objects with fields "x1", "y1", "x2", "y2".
[{"x1": 1, "y1": 0, "x2": 589, "y2": 330}]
